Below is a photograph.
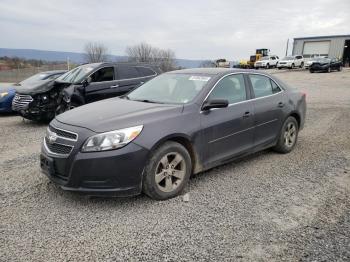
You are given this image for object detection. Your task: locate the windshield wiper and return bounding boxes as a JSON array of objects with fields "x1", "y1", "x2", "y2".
[
  {"x1": 133, "y1": 99, "x2": 164, "y2": 104},
  {"x1": 121, "y1": 95, "x2": 130, "y2": 100}
]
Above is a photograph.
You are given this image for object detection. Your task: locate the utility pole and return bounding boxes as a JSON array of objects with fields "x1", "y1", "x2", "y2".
[
  {"x1": 67, "y1": 57, "x2": 70, "y2": 70},
  {"x1": 285, "y1": 39, "x2": 289, "y2": 56}
]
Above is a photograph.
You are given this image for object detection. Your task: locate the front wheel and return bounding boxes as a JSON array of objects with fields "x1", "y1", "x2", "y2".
[
  {"x1": 273, "y1": 116, "x2": 299, "y2": 154},
  {"x1": 300, "y1": 62, "x2": 304, "y2": 68},
  {"x1": 265, "y1": 64, "x2": 270, "y2": 69},
  {"x1": 142, "y1": 142, "x2": 192, "y2": 200}
]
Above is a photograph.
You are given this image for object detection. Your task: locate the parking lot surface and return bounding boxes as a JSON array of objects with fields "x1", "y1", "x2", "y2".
[{"x1": 1, "y1": 70, "x2": 350, "y2": 261}]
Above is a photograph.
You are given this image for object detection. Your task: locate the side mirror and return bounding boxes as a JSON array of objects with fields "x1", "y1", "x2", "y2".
[
  {"x1": 202, "y1": 99, "x2": 229, "y2": 111},
  {"x1": 82, "y1": 77, "x2": 92, "y2": 87}
]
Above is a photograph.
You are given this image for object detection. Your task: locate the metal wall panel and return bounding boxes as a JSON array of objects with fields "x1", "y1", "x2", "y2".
[{"x1": 292, "y1": 36, "x2": 349, "y2": 59}]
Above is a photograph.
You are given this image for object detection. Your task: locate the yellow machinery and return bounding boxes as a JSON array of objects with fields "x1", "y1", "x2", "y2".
[{"x1": 240, "y1": 49, "x2": 269, "y2": 68}]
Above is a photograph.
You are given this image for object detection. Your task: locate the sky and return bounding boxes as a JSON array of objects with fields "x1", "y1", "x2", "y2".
[{"x1": 0, "y1": 0, "x2": 349, "y2": 60}]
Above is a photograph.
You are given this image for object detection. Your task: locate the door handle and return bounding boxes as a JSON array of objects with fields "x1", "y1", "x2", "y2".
[
  {"x1": 243, "y1": 111, "x2": 251, "y2": 118},
  {"x1": 278, "y1": 102, "x2": 284, "y2": 108},
  {"x1": 110, "y1": 84, "x2": 119, "y2": 88}
]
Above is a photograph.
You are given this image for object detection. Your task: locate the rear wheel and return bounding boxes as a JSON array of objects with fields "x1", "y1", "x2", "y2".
[
  {"x1": 310, "y1": 69, "x2": 314, "y2": 73},
  {"x1": 300, "y1": 62, "x2": 304, "y2": 68},
  {"x1": 273, "y1": 116, "x2": 299, "y2": 154},
  {"x1": 142, "y1": 141, "x2": 192, "y2": 200},
  {"x1": 265, "y1": 64, "x2": 270, "y2": 69}
]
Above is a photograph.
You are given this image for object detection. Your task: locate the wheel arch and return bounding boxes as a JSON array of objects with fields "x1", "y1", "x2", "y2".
[
  {"x1": 149, "y1": 134, "x2": 202, "y2": 174},
  {"x1": 287, "y1": 111, "x2": 301, "y2": 128}
]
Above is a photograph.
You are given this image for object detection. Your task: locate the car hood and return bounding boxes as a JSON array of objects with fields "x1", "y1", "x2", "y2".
[
  {"x1": 55, "y1": 98, "x2": 184, "y2": 133},
  {"x1": 15, "y1": 80, "x2": 55, "y2": 95},
  {"x1": 280, "y1": 60, "x2": 293, "y2": 63}
]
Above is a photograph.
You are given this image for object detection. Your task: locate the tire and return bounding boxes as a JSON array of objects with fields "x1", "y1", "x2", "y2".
[
  {"x1": 310, "y1": 69, "x2": 314, "y2": 73},
  {"x1": 142, "y1": 141, "x2": 192, "y2": 200},
  {"x1": 55, "y1": 101, "x2": 80, "y2": 116},
  {"x1": 273, "y1": 116, "x2": 299, "y2": 154},
  {"x1": 327, "y1": 66, "x2": 331, "y2": 73},
  {"x1": 278, "y1": 67, "x2": 282, "y2": 70},
  {"x1": 300, "y1": 62, "x2": 304, "y2": 68},
  {"x1": 266, "y1": 64, "x2": 270, "y2": 69},
  {"x1": 337, "y1": 66, "x2": 342, "y2": 72}
]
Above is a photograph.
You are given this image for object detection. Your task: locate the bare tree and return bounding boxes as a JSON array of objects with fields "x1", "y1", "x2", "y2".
[
  {"x1": 126, "y1": 42, "x2": 154, "y2": 62},
  {"x1": 126, "y1": 42, "x2": 177, "y2": 71},
  {"x1": 84, "y1": 42, "x2": 108, "y2": 63}
]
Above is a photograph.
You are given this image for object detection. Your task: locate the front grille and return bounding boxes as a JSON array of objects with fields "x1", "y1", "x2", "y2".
[
  {"x1": 49, "y1": 125, "x2": 78, "y2": 140},
  {"x1": 12, "y1": 94, "x2": 33, "y2": 111},
  {"x1": 279, "y1": 62, "x2": 286, "y2": 65},
  {"x1": 45, "y1": 137, "x2": 73, "y2": 156}
]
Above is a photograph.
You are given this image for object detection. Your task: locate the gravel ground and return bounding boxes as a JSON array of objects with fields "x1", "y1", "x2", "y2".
[{"x1": 1, "y1": 69, "x2": 350, "y2": 261}]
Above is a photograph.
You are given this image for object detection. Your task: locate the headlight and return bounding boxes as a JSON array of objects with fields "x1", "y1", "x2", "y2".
[
  {"x1": 0, "y1": 92, "x2": 8, "y2": 98},
  {"x1": 82, "y1": 125, "x2": 143, "y2": 152}
]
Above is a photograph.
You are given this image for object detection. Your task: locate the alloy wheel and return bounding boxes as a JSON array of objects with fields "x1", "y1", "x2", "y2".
[
  {"x1": 284, "y1": 122, "x2": 297, "y2": 147},
  {"x1": 155, "y1": 152, "x2": 186, "y2": 193}
]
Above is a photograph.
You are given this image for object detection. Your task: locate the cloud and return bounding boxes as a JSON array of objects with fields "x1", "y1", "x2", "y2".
[{"x1": 0, "y1": 0, "x2": 349, "y2": 60}]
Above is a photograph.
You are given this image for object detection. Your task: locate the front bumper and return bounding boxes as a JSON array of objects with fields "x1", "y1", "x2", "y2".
[
  {"x1": 254, "y1": 64, "x2": 267, "y2": 68},
  {"x1": 41, "y1": 140, "x2": 149, "y2": 196},
  {"x1": 277, "y1": 63, "x2": 292, "y2": 68},
  {"x1": 310, "y1": 64, "x2": 328, "y2": 71}
]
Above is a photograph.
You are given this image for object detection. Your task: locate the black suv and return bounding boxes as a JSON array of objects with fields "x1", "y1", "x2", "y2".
[{"x1": 13, "y1": 62, "x2": 161, "y2": 121}]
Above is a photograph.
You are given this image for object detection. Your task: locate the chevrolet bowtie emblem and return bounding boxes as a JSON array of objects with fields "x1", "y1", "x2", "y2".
[{"x1": 48, "y1": 131, "x2": 58, "y2": 144}]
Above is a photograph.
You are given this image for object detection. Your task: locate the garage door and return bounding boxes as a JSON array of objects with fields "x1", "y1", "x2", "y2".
[{"x1": 303, "y1": 41, "x2": 330, "y2": 56}]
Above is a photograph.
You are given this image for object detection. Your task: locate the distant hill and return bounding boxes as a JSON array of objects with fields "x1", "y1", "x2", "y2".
[{"x1": 0, "y1": 48, "x2": 205, "y2": 68}]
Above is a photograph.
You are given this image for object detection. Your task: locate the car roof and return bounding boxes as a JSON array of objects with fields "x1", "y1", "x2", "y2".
[
  {"x1": 167, "y1": 67, "x2": 273, "y2": 77},
  {"x1": 84, "y1": 62, "x2": 159, "y2": 67},
  {"x1": 40, "y1": 70, "x2": 67, "y2": 74}
]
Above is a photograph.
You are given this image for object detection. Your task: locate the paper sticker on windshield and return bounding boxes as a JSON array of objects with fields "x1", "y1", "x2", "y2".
[{"x1": 189, "y1": 76, "x2": 211, "y2": 82}]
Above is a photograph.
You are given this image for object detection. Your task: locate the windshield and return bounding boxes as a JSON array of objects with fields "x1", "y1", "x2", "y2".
[
  {"x1": 282, "y1": 56, "x2": 294, "y2": 60},
  {"x1": 314, "y1": 58, "x2": 330, "y2": 62},
  {"x1": 20, "y1": 73, "x2": 51, "y2": 85},
  {"x1": 127, "y1": 73, "x2": 210, "y2": 104},
  {"x1": 56, "y1": 64, "x2": 96, "y2": 83},
  {"x1": 260, "y1": 57, "x2": 269, "y2": 61}
]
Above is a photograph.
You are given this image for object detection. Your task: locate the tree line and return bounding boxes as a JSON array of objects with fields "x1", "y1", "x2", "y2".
[{"x1": 84, "y1": 42, "x2": 177, "y2": 72}]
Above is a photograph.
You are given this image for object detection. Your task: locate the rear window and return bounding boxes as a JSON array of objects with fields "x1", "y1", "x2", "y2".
[
  {"x1": 117, "y1": 66, "x2": 140, "y2": 79},
  {"x1": 136, "y1": 66, "x2": 156, "y2": 77}
]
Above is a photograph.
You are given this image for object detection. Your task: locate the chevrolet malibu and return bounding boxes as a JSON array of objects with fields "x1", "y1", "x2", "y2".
[{"x1": 41, "y1": 68, "x2": 306, "y2": 200}]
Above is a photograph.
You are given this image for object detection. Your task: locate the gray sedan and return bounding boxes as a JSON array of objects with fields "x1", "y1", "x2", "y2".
[{"x1": 40, "y1": 68, "x2": 306, "y2": 200}]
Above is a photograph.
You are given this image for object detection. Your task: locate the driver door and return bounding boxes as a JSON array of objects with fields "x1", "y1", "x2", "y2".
[
  {"x1": 84, "y1": 67, "x2": 119, "y2": 103},
  {"x1": 200, "y1": 74, "x2": 254, "y2": 166}
]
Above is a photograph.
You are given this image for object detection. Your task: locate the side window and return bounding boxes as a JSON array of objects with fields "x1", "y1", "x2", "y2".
[
  {"x1": 117, "y1": 66, "x2": 140, "y2": 80},
  {"x1": 90, "y1": 67, "x2": 114, "y2": 82},
  {"x1": 249, "y1": 74, "x2": 280, "y2": 98},
  {"x1": 271, "y1": 57, "x2": 276, "y2": 60},
  {"x1": 270, "y1": 80, "x2": 282, "y2": 94},
  {"x1": 209, "y1": 74, "x2": 246, "y2": 104},
  {"x1": 136, "y1": 66, "x2": 156, "y2": 77}
]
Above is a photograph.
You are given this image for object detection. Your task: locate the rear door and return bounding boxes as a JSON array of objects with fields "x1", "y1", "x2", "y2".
[
  {"x1": 115, "y1": 65, "x2": 144, "y2": 95},
  {"x1": 247, "y1": 74, "x2": 287, "y2": 148},
  {"x1": 200, "y1": 73, "x2": 254, "y2": 166},
  {"x1": 84, "y1": 66, "x2": 118, "y2": 103}
]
